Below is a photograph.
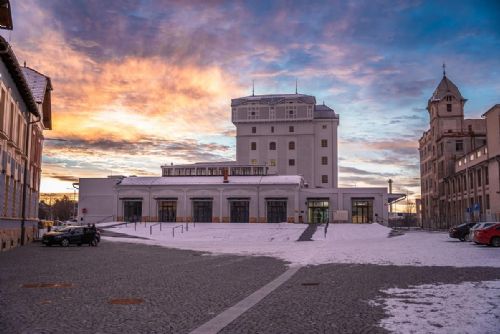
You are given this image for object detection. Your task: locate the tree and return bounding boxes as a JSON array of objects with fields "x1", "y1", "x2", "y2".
[{"x1": 51, "y1": 195, "x2": 76, "y2": 221}]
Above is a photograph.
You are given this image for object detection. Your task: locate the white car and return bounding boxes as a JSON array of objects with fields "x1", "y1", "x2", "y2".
[{"x1": 467, "y1": 222, "x2": 496, "y2": 242}]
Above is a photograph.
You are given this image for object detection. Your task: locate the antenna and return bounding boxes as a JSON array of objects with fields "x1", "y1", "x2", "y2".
[
  {"x1": 252, "y1": 80, "x2": 255, "y2": 96},
  {"x1": 442, "y1": 62, "x2": 446, "y2": 77}
]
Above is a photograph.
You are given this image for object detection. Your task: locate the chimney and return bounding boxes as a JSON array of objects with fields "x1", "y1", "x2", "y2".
[{"x1": 223, "y1": 167, "x2": 229, "y2": 183}]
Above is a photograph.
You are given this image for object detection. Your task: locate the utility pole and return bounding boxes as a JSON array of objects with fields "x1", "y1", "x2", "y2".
[{"x1": 388, "y1": 179, "x2": 393, "y2": 213}]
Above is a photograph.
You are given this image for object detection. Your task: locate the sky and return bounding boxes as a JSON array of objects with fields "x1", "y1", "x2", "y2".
[{"x1": 1, "y1": 0, "x2": 499, "y2": 199}]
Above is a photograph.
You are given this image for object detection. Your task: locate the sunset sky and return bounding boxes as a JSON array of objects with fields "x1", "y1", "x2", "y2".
[{"x1": 1, "y1": 0, "x2": 499, "y2": 198}]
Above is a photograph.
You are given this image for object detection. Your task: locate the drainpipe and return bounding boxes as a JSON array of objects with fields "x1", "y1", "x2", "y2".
[{"x1": 20, "y1": 113, "x2": 40, "y2": 245}]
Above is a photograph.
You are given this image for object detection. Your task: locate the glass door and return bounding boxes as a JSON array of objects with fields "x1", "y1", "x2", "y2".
[
  {"x1": 158, "y1": 200, "x2": 177, "y2": 222},
  {"x1": 230, "y1": 200, "x2": 249, "y2": 223},
  {"x1": 351, "y1": 199, "x2": 374, "y2": 223},
  {"x1": 307, "y1": 199, "x2": 329, "y2": 224},
  {"x1": 123, "y1": 200, "x2": 142, "y2": 222},
  {"x1": 267, "y1": 200, "x2": 287, "y2": 223},
  {"x1": 193, "y1": 200, "x2": 213, "y2": 223}
]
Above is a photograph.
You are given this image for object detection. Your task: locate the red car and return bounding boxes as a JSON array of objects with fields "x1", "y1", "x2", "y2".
[{"x1": 473, "y1": 223, "x2": 500, "y2": 247}]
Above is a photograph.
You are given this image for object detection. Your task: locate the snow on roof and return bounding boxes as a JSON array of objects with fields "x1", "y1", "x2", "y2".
[
  {"x1": 118, "y1": 175, "x2": 303, "y2": 186},
  {"x1": 21, "y1": 67, "x2": 51, "y2": 103},
  {"x1": 430, "y1": 75, "x2": 464, "y2": 102}
]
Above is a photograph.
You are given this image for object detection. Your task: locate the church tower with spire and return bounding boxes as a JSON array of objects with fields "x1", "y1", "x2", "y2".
[{"x1": 419, "y1": 68, "x2": 487, "y2": 229}]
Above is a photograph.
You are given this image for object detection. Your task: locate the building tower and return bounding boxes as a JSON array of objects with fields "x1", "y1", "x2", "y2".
[{"x1": 419, "y1": 70, "x2": 486, "y2": 229}]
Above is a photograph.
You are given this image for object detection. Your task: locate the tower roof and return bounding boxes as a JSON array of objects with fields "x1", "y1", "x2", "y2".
[{"x1": 430, "y1": 75, "x2": 465, "y2": 102}]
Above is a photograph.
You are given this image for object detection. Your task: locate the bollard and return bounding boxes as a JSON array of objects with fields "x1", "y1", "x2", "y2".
[
  {"x1": 135, "y1": 222, "x2": 137, "y2": 231},
  {"x1": 181, "y1": 225, "x2": 184, "y2": 233},
  {"x1": 186, "y1": 222, "x2": 188, "y2": 232},
  {"x1": 160, "y1": 222, "x2": 162, "y2": 231},
  {"x1": 172, "y1": 227, "x2": 175, "y2": 238},
  {"x1": 150, "y1": 226, "x2": 152, "y2": 235}
]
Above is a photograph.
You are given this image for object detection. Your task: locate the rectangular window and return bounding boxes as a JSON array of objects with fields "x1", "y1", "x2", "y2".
[
  {"x1": 270, "y1": 159, "x2": 276, "y2": 166},
  {"x1": 251, "y1": 142, "x2": 256, "y2": 150},
  {"x1": 288, "y1": 141, "x2": 295, "y2": 150},
  {"x1": 252, "y1": 126, "x2": 256, "y2": 134},
  {"x1": 288, "y1": 159, "x2": 295, "y2": 166},
  {"x1": 289, "y1": 126, "x2": 294, "y2": 133},
  {"x1": 321, "y1": 156, "x2": 328, "y2": 165},
  {"x1": 455, "y1": 140, "x2": 463, "y2": 151},
  {"x1": 477, "y1": 169, "x2": 482, "y2": 186},
  {"x1": 251, "y1": 159, "x2": 257, "y2": 165},
  {"x1": 486, "y1": 194, "x2": 490, "y2": 210},
  {"x1": 321, "y1": 139, "x2": 328, "y2": 147},
  {"x1": 485, "y1": 167, "x2": 489, "y2": 185},
  {"x1": 322, "y1": 175, "x2": 328, "y2": 183},
  {"x1": 271, "y1": 126, "x2": 274, "y2": 133},
  {"x1": 322, "y1": 124, "x2": 327, "y2": 129},
  {"x1": 447, "y1": 104, "x2": 452, "y2": 112}
]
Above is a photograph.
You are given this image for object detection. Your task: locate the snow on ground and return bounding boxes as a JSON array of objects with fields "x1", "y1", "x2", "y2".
[
  {"x1": 371, "y1": 280, "x2": 500, "y2": 334},
  {"x1": 99, "y1": 222, "x2": 500, "y2": 267}
]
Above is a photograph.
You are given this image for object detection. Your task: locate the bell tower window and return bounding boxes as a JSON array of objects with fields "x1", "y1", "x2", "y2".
[{"x1": 447, "y1": 104, "x2": 452, "y2": 112}]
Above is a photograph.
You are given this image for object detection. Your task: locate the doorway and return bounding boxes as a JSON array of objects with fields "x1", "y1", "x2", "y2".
[
  {"x1": 351, "y1": 199, "x2": 374, "y2": 223},
  {"x1": 123, "y1": 200, "x2": 142, "y2": 222},
  {"x1": 158, "y1": 200, "x2": 177, "y2": 222},
  {"x1": 307, "y1": 199, "x2": 329, "y2": 224},
  {"x1": 230, "y1": 200, "x2": 249, "y2": 223},
  {"x1": 193, "y1": 200, "x2": 213, "y2": 223},
  {"x1": 266, "y1": 200, "x2": 287, "y2": 223}
]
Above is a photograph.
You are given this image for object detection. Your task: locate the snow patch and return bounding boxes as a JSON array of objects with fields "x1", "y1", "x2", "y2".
[
  {"x1": 372, "y1": 280, "x2": 500, "y2": 334},
  {"x1": 101, "y1": 222, "x2": 500, "y2": 267}
]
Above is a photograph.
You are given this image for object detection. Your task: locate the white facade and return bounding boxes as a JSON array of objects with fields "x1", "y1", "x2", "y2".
[{"x1": 80, "y1": 93, "x2": 399, "y2": 225}]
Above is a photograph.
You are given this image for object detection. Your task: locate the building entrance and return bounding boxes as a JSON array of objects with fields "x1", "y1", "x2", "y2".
[
  {"x1": 266, "y1": 200, "x2": 287, "y2": 223},
  {"x1": 123, "y1": 200, "x2": 142, "y2": 222},
  {"x1": 351, "y1": 199, "x2": 374, "y2": 223},
  {"x1": 230, "y1": 199, "x2": 249, "y2": 223},
  {"x1": 158, "y1": 200, "x2": 177, "y2": 222},
  {"x1": 192, "y1": 199, "x2": 213, "y2": 223},
  {"x1": 307, "y1": 199, "x2": 329, "y2": 224}
]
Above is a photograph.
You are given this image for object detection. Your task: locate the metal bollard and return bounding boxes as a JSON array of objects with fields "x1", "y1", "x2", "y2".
[
  {"x1": 181, "y1": 225, "x2": 184, "y2": 233},
  {"x1": 150, "y1": 226, "x2": 152, "y2": 235},
  {"x1": 172, "y1": 227, "x2": 175, "y2": 238},
  {"x1": 134, "y1": 222, "x2": 137, "y2": 231},
  {"x1": 186, "y1": 222, "x2": 188, "y2": 232},
  {"x1": 160, "y1": 222, "x2": 162, "y2": 231}
]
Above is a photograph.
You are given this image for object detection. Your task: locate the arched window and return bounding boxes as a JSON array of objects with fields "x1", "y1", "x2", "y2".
[
  {"x1": 269, "y1": 142, "x2": 276, "y2": 150},
  {"x1": 289, "y1": 141, "x2": 295, "y2": 150}
]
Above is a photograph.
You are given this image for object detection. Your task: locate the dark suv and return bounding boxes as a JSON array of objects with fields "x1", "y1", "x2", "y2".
[
  {"x1": 449, "y1": 222, "x2": 476, "y2": 241},
  {"x1": 42, "y1": 226, "x2": 99, "y2": 247}
]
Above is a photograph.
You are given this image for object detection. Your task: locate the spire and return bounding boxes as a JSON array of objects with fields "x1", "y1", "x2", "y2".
[
  {"x1": 295, "y1": 79, "x2": 298, "y2": 94},
  {"x1": 442, "y1": 62, "x2": 446, "y2": 77},
  {"x1": 252, "y1": 80, "x2": 255, "y2": 96}
]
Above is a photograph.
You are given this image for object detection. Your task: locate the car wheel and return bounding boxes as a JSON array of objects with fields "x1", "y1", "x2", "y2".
[
  {"x1": 45, "y1": 243, "x2": 52, "y2": 247},
  {"x1": 90, "y1": 239, "x2": 98, "y2": 247},
  {"x1": 61, "y1": 238, "x2": 70, "y2": 247},
  {"x1": 77, "y1": 243, "x2": 82, "y2": 247},
  {"x1": 459, "y1": 236, "x2": 466, "y2": 242},
  {"x1": 491, "y1": 237, "x2": 500, "y2": 247}
]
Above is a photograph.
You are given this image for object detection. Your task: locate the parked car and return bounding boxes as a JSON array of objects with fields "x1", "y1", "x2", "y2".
[
  {"x1": 468, "y1": 222, "x2": 497, "y2": 242},
  {"x1": 473, "y1": 223, "x2": 500, "y2": 247},
  {"x1": 42, "y1": 226, "x2": 99, "y2": 247},
  {"x1": 449, "y1": 222, "x2": 476, "y2": 241}
]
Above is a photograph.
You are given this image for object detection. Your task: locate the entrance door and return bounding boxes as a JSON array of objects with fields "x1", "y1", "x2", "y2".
[
  {"x1": 307, "y1": 199, "x2": 329, "y2": 224},
  {"x1": 230, "y1": 200, "x2": 249, "y2": 223},
  {"x1": 267, "y1": 200, "x2": 287, "y2": 223},
  {"x1": 193, "y1": 200, "x2": 213, "y2": 223},
  {"x1": 351, "y1": 199, "x2": 374, "y2": 223},
  {"x1": 158, "y1": 201, "x2": 177, "y2": 222},
  {"x1": 124, "y1": 200, "x2": 142, "y2": 222}
]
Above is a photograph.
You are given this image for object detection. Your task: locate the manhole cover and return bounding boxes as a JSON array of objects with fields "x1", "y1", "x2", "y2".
[
  {"x1": 22, "y1": 283, "x2": 73, "y2": 288},
  {"x1": 301, "y1": 282, "x2": 320, "y2": 286},
  {"x1": 108, "y1": 298, "x2": 144, "y2": 305}
]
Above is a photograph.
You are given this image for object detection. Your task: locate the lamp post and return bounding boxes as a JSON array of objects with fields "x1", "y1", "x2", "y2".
[{"x1": 72, "y1": 182, "x2": 78, "y2": 221}]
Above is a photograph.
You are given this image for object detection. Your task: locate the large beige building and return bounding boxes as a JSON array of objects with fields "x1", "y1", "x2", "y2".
[
  {"x1": 419, "y1": 72, "x2": 499, "y2": 229},
  {"x1": 80, "y1": 93, "x2": 403, "y2": 225}
]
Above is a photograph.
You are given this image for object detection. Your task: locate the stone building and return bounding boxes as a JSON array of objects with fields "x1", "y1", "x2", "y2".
[
  {"x1": 80, "y1": 93, "x2": 403, "y2": 225},
  {"x1": 0, "y1": 35, "x2": 52, "y2": 250},
  {"x1": 419, "y1": 71, "x2": 499, "y2": 229}
]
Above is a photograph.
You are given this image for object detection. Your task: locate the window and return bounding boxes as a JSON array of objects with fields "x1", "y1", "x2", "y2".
[
  {"x1": 321, "y1": 156, "x2": 328, "y2": 165},
  {"x1": 289, "y1": 126, "x2": 294, "y2": 133},
  {"x1": 288, "y1": 159, "x2": 295, "y2": 166},
  {"x1": 269, "y1": 142, "x2": 276, "y2": 150},
  {"x1": 485, "y1": 167, "x2": 489, "y2": 185},
  {"x1": 455, "y1": 140, "x2": 463, "y2": 151},
  {"x1": 288, "y1": 141, "x2": 295, "y2": 150},
  {"x1": 252, "y1": 127, "x2": 256, "y2": 134},
  {"x1": 251, "y1": 142, "x2": 257, "y2": 150},
  {"x1": 270, "y1": 159, "x2": 276, "y2": 166},
  {"x1": 322, "y1": 124, "x2": 327, "y2": 129},
  {"x1": 322, "y1": 175, "x2": 328, "y2": 183},
  {"x1": 248, "y1": 108, "x2": 259, "y2": 119},
  {"x1": 321, "y1": 139, "x2": 328, "y2": 147},
  {"x1": 477, "y1": 169, "x2": 482, "y2": 186},
  {"x1": 271, "y1": 126, "x2": 274, "y2": 133},
  {"x1": 447, "y1": 104, "x2": 452, "y2": 112},
  {"x1": 486, "y1": 194, "x2": 490, "y2": 210},
  {"x1": 251, "y1": 159, "x2": 257, "y2": 165}
]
